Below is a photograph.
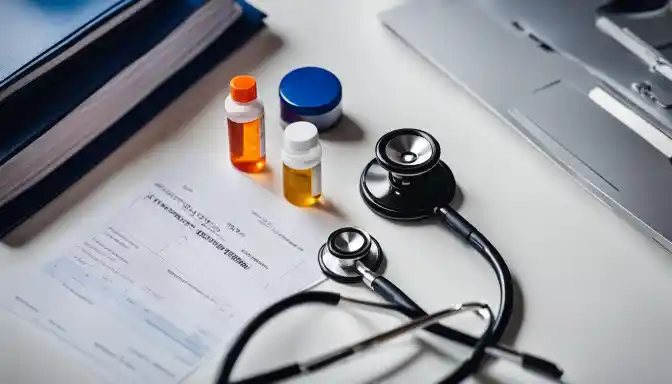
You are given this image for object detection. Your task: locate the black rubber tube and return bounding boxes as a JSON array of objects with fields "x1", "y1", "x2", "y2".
[
  {"x1": 429, "y1": 206, "x2": 514, "y2": 383},
  {"x1": 371, "y1": 276, "x2": 494, "y2": 384},
  {"x1": 216, "y1": 291, "x2": 341, "y2": 384},
  {"x1": 440, "y1": 230, "x2": 513, "y2": 383}
]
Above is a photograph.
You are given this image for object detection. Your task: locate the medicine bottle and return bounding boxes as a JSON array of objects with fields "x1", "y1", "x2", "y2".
[
  {"x1": 282, "y1": 122, "x2": 323, "y2": 207},
  {"x1": 225, "y1": 75, "x2": 266, "y2": 173}
]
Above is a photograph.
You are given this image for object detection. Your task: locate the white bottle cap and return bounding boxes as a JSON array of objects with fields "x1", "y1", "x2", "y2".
[{"x1": 283, "y1": 121, "x2": 319, "y2": 152}]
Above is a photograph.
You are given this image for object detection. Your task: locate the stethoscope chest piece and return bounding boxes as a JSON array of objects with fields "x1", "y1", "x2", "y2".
[
  {"x1": 360, "y1": 128, "x2": 457, "y2": 221},
  {"x1": 318, "y1": 227, "x2": 384, "y2": 284}
]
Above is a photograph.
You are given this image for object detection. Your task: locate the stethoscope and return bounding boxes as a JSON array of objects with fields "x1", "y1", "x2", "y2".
[{"x1": 217, "y1": 129, "x2": 563, "y2": 383}]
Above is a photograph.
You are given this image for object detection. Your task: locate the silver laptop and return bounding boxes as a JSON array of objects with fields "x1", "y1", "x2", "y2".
[{"x1": 380, "y1": 0, "x2": 672, "y2": 253}]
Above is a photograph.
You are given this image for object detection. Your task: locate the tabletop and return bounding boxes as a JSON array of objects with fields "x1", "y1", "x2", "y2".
[{"x1": 2, "y1": 0, "x2": 672, "y2": 383}]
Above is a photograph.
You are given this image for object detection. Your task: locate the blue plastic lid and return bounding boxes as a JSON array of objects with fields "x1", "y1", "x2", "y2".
[{"x1": 279, "y1": 66, "x2": 342, "y2": 116}]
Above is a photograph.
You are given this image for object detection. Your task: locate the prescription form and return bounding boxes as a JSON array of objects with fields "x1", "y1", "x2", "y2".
[{"x1": 0, "y1": 161, "x2": 331, "y2": 383}]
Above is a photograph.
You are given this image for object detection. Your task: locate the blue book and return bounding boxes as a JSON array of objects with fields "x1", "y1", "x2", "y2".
[
  {"x1": 0, "y1": 0, "x2": 153, "y2": 100},
  {"x1": 0, "y1": 0, "x2": 210, "y2": 168},
  {"x1": 0, "y1": 0, "x2": 266, "y2": 237}
]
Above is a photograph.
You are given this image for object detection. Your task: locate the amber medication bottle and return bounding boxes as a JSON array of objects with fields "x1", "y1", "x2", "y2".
[
  {"x1": 282, "y1": 122, "x2": 323, "y2": 207},
  {"x1": 225, "y1": 75, "x2": 266, "y2": 173}
]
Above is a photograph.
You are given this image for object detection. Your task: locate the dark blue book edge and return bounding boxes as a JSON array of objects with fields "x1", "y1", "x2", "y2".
[
  {"x1": 1, "y1": 0, "x2": 145, "y2": 93},
  {"x1": 0, "y1": 0, "x2": 210, "y2": 167},
  {"x1": 0, "y1": 1, "x2": 267, "y2": 238}
]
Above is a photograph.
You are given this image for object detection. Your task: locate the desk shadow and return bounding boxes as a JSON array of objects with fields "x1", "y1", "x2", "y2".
[
  {"x1": 319, "y1": 115, "x2": 366, "y2": 142},
  {"x1": 312, "y1": 198, "x2": 347, "y2": 219},
  {"x1": 360, "y1": 340, "x2": 510, "y2": 384},
  {"x1": 472, "y1": 372, "x2": 514, "y2": 384},
  {"x1": 452, "y1": 184, "x2": 465, "y2": 211},
  {"x1": 473, "y1": 276, "x2": 531, "y2": 382},
  {"x1": 476, "y1": 373, "x2": 568, "y2": 384},
  {"x1": 376, "y1": 247, "x2": 388, "y2": 276},
  {"x1": 407, "y1": 337, "x2": 549, "y2": 384},
  {"x1": 361, "y1": 349, "x2": 425, "y2": 384},
  {"x1": 4, "y1": 30, "x2": 284, "y2": 247},
  {"x1": 362, "y1": 336, "x2": 463, "y2": 384},
  {"x1": 246, "y1": 163, "x2": 275, "y2": 192}
]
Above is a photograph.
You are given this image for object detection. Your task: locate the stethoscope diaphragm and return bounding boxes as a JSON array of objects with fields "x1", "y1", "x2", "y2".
[{"x1": 317, "y1": 226, "x2": 384, "y2": 284}]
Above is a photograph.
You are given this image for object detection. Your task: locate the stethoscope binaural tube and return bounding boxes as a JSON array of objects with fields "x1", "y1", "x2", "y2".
[{"x1": 215, "y1": 291, "x2": 496, "y2": 384}]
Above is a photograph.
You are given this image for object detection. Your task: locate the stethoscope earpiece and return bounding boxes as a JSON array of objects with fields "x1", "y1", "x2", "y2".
[
  {"x1": 360, "y1": 128, "x2": 457, "y2": 221},
  {"x1": 318, "y1": 226, "x2": 384, "y2": 284}
]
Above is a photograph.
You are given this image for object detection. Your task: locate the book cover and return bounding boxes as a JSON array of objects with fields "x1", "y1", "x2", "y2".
[
  {"x1": 0, "y1": 0, "x2": 148, "y2": 94},
  {"x1": 0, "y1": 0, "x2": 267, "y2": 237}
]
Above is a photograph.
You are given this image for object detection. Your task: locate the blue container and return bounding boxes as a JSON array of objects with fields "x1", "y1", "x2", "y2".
[{"x1": 279, "y1": 66, "x2": 342, "y2": 132}]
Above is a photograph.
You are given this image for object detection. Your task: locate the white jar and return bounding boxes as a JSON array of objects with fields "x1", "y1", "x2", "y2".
[{"x1": 282, "y1": 122, "x2": 323, "y2": 207}]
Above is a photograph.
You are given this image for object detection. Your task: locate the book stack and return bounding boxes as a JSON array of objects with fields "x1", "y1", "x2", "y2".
[{"x1": 0, "y1": 0, "x2": 266, "y2": 236}]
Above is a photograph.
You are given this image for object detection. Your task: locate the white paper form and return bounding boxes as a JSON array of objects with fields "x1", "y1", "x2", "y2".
[{"x1": 0, "y1": 170, "x2": 329, "y2": 383}]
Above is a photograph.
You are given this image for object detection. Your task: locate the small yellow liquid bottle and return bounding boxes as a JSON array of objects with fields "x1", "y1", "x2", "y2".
[
  {"x1": 282, "y1": 122, "x2": 322, "y2": 207},
  {"x1": 225, "y1": 75, "x2": 266, "y2": 173}
]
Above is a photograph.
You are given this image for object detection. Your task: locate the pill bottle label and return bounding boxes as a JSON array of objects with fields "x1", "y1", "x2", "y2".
[
  {"x1": 311, "y1": 163, "x2": 322, "y2": 196},
  {"x1": 259, "y1": 117, "x2": 266, "y2": 157}
]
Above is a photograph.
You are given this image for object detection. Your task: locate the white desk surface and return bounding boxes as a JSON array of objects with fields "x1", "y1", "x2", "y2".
[{"x1": 2, "y1": 1, "x2": 672, "y2": 383}]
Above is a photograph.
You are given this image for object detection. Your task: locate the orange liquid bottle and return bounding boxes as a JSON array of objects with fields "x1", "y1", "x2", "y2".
[{"x1": 225, "y1": 75, "x2": 266, "y2": 173}]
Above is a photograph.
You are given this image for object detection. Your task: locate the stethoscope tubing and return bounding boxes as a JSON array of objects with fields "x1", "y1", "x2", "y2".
[
  {"x1": 368, "y1": 276, "x2": 492, "y2": 384},
  {"x1": 218, "y1": 128, "x2": 563, "y2": 383},
  {"x1": 215, "y1": 212, "x2": 560, "y2": 383},
  {"x1": 370, "y1": 207, "x2": 561, "y2": 380},
  {"x1": 436, "y1": 208, "x2": 514, "y2": 382},
  {"x1": 363, "y1": 206, "x2": 512, "y2": 383},
  {"x1": 215, "y1": 291, "x2": 496, "y2": 384},
  {"x1": 317, "y1": 212, "x2": 561, "y2": 379}
]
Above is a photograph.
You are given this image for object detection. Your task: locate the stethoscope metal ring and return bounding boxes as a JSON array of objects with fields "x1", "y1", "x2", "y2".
[
  {"x1": 318, "y1": 227, "x2": 384, "y2": 284},
  {"x1": 326, "y1": 227, "x2": 372, "y2": 263},
  {"x1": 375, "y1": 128, "x2": 441, "y2": 177}
]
